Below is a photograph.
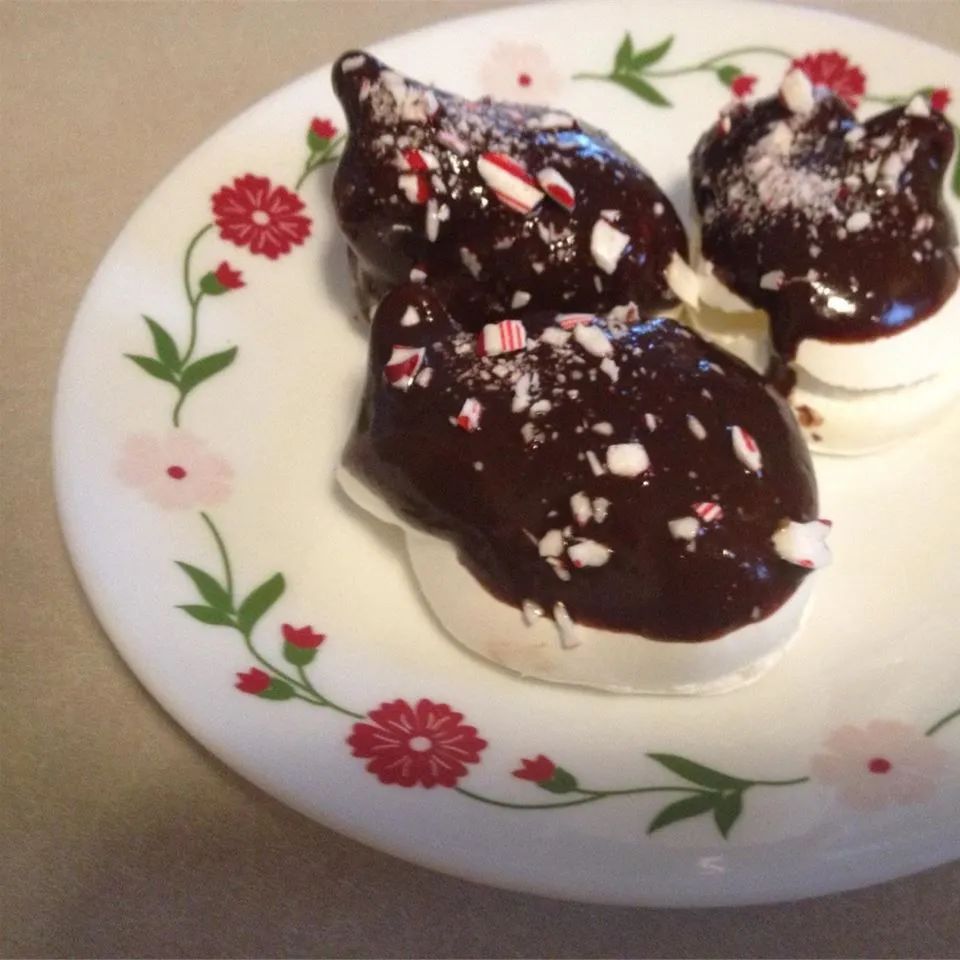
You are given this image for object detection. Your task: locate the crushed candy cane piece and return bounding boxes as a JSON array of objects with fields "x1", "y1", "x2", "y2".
[
  {"x1": 414, "y1": 367, "x2": 433, "y2": 388},
  {"x1": 521, "y1": 599, "x2": 545, "y2": 626},
  {"x1": 781, "y1": 68, "x2": 814, "y2": 114},
  {"x1": 606, "y1": 442, "x2": 650, "y2": 477},
  {"x1": 536, "y1": 167, "x2": 576, "y2": 210},
  {"x1": 384, "y1": 346, "x2": 425, "y2": 390},
  {"x1": 731, "y1": 425, "x2": 762, "y2": 472},
  {"x1": 478, "y1": 319, "x2": 527, "y2": 356},
  {"x1": 760, "y1": 270, "x2": 785, "y2": 291},
  {"x1": 400, "y1": 306, "x2": 421, "y2": 327},
  {"x1": 476, "y1": 152, "x2": 544, "y2": 214},
  {"x1": 845, "y1": 211, "x2": 871, "y2": 233},
  {"x1": 511, "y1": 372, "x2": 532, "y2": 413},
  {"x1": 553, "y1": 602, "x2": 580, "y2": 648},
  {"x1": 771, "y1": 519, "x2": 832, "y2": 569},
  {"x1": 570, "y1": 491, "x2": 592, "y2": 526},
  {"x1": 590, "y1": 218, "x2": 631, "y2": 274},
  {"x1": 574, "y1": 322, "x2": 613, "y2": 357},
  {"x1": 540, "y1": 326, "x2": 570, "y2": 346},
  {"x1": 409, "y1": 264, "x2": 427, "y2": 282},
  {"x1": 436, "y1": 129, "x2": 469, "y2": 155},
  {"x1": 511, "y1": 290, "x2": 531, "y2": 309},
  {"x1": 399, "y1": 173, "x2": 429, "y2": 204},
  {"x1": 558, "y1": 313, "x2": 594, "y2": 330},
  {"x1": 568, "y1": 539, "x2": 612, "y2": 568},
  {"x1": 456, "y1": 397, "x2": 483, "y2": 431},
  {"x1": 592, "y1": 497, "x2": 610, "y2": 523},
  {"x1": 905, "y1": 95, "x2": 930, "y2": 117},
  {"x1": 538, "y1": 529, "x2": 565, "y2": 558},
  {"x1": 692, "y1": 501, "x2": 723, "y2": 522},
  {"x1": 687, "y1": 414, "x2": 707, "y2": 440},
  {"x1": 398, "y1": 148, "x2": 439, "y2": 172},
  {"x1": 668, "y1": 517, "x2": 700, "y2": 541}
]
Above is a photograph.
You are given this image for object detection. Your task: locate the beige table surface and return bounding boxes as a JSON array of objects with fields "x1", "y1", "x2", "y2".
[{"x1": 3, "y1": 1, "x2": 960, "y2": 956}]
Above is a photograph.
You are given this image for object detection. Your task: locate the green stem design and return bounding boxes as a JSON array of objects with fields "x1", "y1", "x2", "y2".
[
  {"x1": 296, "y1": 663, "x2": 365, "y2": 720},
  {"x1": 200, "y1": 510, "x2": 233, "y2": 604},
  {"x1": 173, "y1": 223, "x2": 213, "y2": 427},
  {"x1": 456, "y1": 784, "x2": 705, "y2": 810},
  {"x1": 926, "y1": 706, "x2": 960, "y2": 737},
  {"x1": 295, "y1": 134, "x2": 346, "y2": 191},
  {"x1": 644, "y1": 45, "x2": 793, "y2": 78},
  {"x1": 183, "y1": 223, "x2": 213, "y2": 308}
]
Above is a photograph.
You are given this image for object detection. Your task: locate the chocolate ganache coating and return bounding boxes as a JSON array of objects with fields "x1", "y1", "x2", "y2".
[
  {"x1": 691, "y1": 93, "x2": 958, "y2": 361},
  {"x1": 346, "y1": 284, "x2": 819, "y2": 642},
  {"x1": 332, "y1": 51, "x2": 688, "y2": 326}
]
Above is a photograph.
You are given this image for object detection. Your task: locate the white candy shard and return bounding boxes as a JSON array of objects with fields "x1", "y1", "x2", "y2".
[
  {"x1": 644, "y1": 412, "x2": 658, "y2": 432},
  {"x1": 521, "y1": 599, "x2": 545, "y2": 626},
  {"x1": 600, "y1": 357, "x2": 620, "y2": 382},
  {"x1": 687, "y1": 414, "x2": 707, "y2": 440},
  {"x1": 460, "y1": 246, "x2": 483, "y2": 278},
  {"x1": 781, "y1": 68, "x2": 815, "y2": 114},
  {"x1": 384, "y1": 346, "x2": 425, "y2": 391},
  {"x1": 340, "y1": 54, "x2": 366, "y2": 72},
  {"x1": 425, "y1": 198, "x2": 441, "y2": 242},
  {"x1": 400, "y1": 306, "x2": 421, "y2": 327},
  {"x1": 592, "y1": 497, "x2": 610, "y2": 523},
  {"x1": 606, "y1": 442, "x2": 650, "y2": 477},
  {"x1": 536, "y1": 167, "x2": 576, "y2": 210},
  {"x1": 568, "y1": 539, "x2": 612, "y2": 568},
  {"x1": 668, "y1": 517, "x2": 700, "y2": 541},
  {"x1": 539, "y1": 326, "x2": 571, "y2": 346},
  {"x1": 905, "y1": 95, "x2": 930, "y2": 117},
  {"x1": 530, "y1": 399, "x2": 552, "y2": 417},
  {"x1": 553, "y1": 602, "x2": 580, "y2": 648},
  {"x1": 456, "y1": 397, "x2": 483, "y2": 432},
  {"x1": 845, "y1": 211, "x2": 872, "y2": 233},
  {"x1": 664, "y1": 251, "x2": 700, "y2": 308},
  {"x1": 476, "y1": 152, "x2": 544, "y2": 214},
  {"x1": 527, "y1": 111, "x2": 574, "y2": 130},
  {"x1": 398, "y1": 148, "x2": 439, "y2": 172},
  {"x1": 731, "y1": 425, "x2": 762, "y2": 472},
  {"x1": 511, "y1": 290, "x2": 532, "y2": 309},
  {"x1": 512, "y1": 372, "x2": 532, "y2": 413},
  {"x1": 772, "y1": 519, "x2": 832, "y2": 569},
  {"x1": 399, "y1": 172, "x2": 429, "y2": 204},
  {"x1": 590, "y1": 218, "x2": 631, "y2": 274},
  {"x1": 760, "y1": 270, "x2": 785, "y2": 291},
  {"x1": 570, "y1": 491, "x2": 592, "y2": 526},
  {"x1": 414, "y1": 367, "x2": 433, "y2": 388},
  {"x1": 538, "y1": 529, "x2": 565, "y2": 558},
  {"x1": 586, "y1": 450, "x2": 606, "y2": 476},
  {"x1": 574, "y1": 322, "x2": 613, "y2": 357},
  {"x1": 591, "y1": 421, "x2": 613, "y2": 436},
  {"x1": 478, "y1": 319, "x2": 527, "y2": 356}
]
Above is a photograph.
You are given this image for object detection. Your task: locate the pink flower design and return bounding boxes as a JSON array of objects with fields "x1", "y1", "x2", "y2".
[
  {"x1": 790, "y1": 51, "x2": 866, "y2": 108},
  {"x1": 116, "y1": 432, "x2": 233, "y2": 509},
  {"x1": 348, "y1": 698, "x2": 487, "y2": 788},
  {"x1": 811, "y1": 720, "x2": 948, "y2": 812},
  {"x1": 211, "y1": 174, "x2": 311, "y2": 260},
  {"x1": 479, "y1": 43, "x2": 563, "y2": 103}
]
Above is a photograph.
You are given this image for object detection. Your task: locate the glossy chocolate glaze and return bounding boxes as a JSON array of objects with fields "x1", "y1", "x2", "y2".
[
  {"x1": 332, "y1": 51, "x2": 687, "y2": 327},
  {"x1": 346, "y1": 284, "x2": 818, "y2": 642},
  {"x1": 692, "y1": 93, "x2": 958, "y2": 361}
]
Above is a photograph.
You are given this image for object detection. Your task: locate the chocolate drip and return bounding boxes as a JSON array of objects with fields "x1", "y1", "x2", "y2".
[
  {"x1": 346, "y1": 284, "x2": 818, "y2": 643},
  {"x1": 692, "y1": 94, "x2": 958, "y2": 361},
  {"x1": 332, "y1": 51, "x2": 687, "y2": 327}
]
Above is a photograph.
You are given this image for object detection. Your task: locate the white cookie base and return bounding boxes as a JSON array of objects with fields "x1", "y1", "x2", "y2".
[{"x1": 338, "y1": 466, "x2": 814, "y2": 695}]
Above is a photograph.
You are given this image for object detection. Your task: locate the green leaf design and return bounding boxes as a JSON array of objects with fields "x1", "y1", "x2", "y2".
[
  {"x1": 716, "y1": 64, "x2": 743, "y2": 87},
  {"x1": 258, "y1": 677, "x2": 296, "y2": 701},
  {"x1": 176, "y1": 562, "x2": 233, "y2": 612},
  {"x1": 539, "y1": 766, "x2": 579, "y2": 794},
  {"x1": 647, "y1": 793, "x2": 716, "y2": 834},
  {"x1": 179, "y1": 346, "x2": 238, "y2": 394},
  {"x1": 125, "y1": 354, "x2": 179, "y2": 385},
  {"x1": 178, "y1": 604, "x2": 235, "y2": 627},
  {"x1": 647, "y1": 754, "x2": 751, "y2": 790},
  {"x1": 614, "y1": 33, "x2": 634, "y2": 73},
  {"x1": 713, "y1": 791, "x2": 744, "y2": 838},
  {"x1": 283, "y1": 641, "x2": 317, "y2": 668},
  {"x1": 236, "y1": 573, "x2": 285, "y2": 635},
  {"x1": 630, "y1": 34, "x2": 674, "y2": 70},
  {"x1": 608, "y1": 73, "x2": 671, "y2": 107},
  {"x1": 143, "y1": 316, "x2": 181, "y2": 371}
]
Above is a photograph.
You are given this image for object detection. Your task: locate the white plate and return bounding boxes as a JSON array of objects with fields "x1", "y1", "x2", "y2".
[{"x1": 54, "y1": 0, "x2": 960, "y2": 907}]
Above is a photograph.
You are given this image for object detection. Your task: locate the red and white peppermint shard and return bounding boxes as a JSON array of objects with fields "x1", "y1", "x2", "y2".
[
  {"x1": 398, "y1": 173, "x2": 429, "y2": 204},
  {"x1": 731, "y1": 425, "x2": 762, "y2": 473},
  {"x1": 477, "y1": 319, "x2": 527, "y2": 356},
  {"x1": 557, "y1": 313, "x2": 594, "y2": 330},
  {"x1": 476, "y1": 152, "x2": 544, "y2": 215},
  {"x1": 536, "y1": 167, "x2": 576, "y2": 211},
  {"x1": 771, "y1": 519, "x2": 832, "y2": 569},
  {"x1": 384, "y1": 346, "x2": 425, "y2": 391},
  {"x1": 568, "y1": 539, "x2": 612, "y2": 568},
  {"x1": 398, "y1": 148, "x2": 440, "y2": 172},
  {"x1": 456, "y1": 397, "x2": 483, "y2": 432},
  {"x1": 692, "y1": 501, "x2": 724, "y2": 523}
]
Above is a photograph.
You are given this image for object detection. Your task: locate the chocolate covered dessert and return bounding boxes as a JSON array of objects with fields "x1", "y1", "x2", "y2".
[
  {"x1": 679, "y1": 69, "x2": 960, "y2": 454},
  {"x1": 331, "y1": 51, "x2": 688, "y2": 325},
  {"x1": 339, "y1": 284, "x2": 831, "y2": 693}
]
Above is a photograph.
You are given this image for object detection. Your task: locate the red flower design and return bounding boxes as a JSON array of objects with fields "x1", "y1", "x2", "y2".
[
  {"x1": 731, "y1": 74, "x2": 757, "y2": 99},
  {"x1": 512, "y1": 754, "x2": 556, "y2": 782},
  {"x1": 310, "y1": 117, "x2": 338, "y2": 141},
  {"x1": 790, "y1": 51, "x2": 866, "y2": 107},
  {"x1": 282, "y1": 623, "x2": 325, "y2": 649},
  {"x1": 930, "y1": 88, "x2": 951, "y2": 113},
  {"x1": 214, "y1": 261, "x2": 244, "y2": 290},
  {"x1": 348, "y1": 698, "x2": 487, "y2": 788},
  {"x1": 236, "y1": 667, "x2": 271, "y2": 694},
  {"x1": 211, "y1": 174, "x2": 311, "y2": 260}
]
